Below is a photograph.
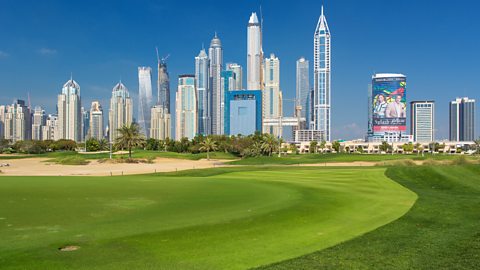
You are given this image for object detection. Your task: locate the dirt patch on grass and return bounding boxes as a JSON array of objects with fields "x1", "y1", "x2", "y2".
[{"x1": 58, "y1": 245, "x2": 80, "y2": 252}]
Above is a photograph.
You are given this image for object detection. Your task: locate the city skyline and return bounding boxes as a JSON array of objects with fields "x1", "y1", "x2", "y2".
[{"x1": 0, "y1": 0, "x2": 479, "y2": 140}]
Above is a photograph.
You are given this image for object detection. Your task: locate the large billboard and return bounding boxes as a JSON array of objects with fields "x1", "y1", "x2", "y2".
[{"x1": 372, "y1": 76, "x2": 407, "y2": 134}]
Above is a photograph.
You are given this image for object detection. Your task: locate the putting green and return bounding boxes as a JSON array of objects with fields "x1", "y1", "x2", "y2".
[{"x1": 0, "y1": 167, "x2": 416, "y2": 269}]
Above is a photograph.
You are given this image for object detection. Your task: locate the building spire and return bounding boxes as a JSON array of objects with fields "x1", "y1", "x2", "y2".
[{"x1": 321, "y1": 5, "x2": 324, "y2": 16}]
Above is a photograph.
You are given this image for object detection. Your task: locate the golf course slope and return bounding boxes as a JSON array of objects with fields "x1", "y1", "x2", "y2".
[
  {"x1": 0, "y1": 167, "x2": 416, "y2": 269},
  {"x1": 259, "y1": 165, "x2": 480, "y2": 270}
]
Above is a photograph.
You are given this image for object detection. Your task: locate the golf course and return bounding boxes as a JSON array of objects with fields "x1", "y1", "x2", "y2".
[{"x1": 0, "y1": 163, "x2": 479, "y2": 269}]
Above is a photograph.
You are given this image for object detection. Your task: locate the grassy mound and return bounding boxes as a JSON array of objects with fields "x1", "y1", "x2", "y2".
[
  {"x1": 46, "y1": 156, "x2": 90, "y2": 165},
  {"x1": 259, "y1": 165, "x2": 480, "y2": 269},
  {"x1": 0, "y1": 167, "x2": 414, "y2": 269}
]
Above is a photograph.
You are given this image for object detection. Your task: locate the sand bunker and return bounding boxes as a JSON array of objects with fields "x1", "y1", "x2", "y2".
[{"x1": 0, "y1": 157, "x2": 224, "y2": 176}]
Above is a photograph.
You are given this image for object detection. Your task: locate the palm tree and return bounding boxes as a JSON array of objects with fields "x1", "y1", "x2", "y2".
[
  {"x1": 98, "y1": 138, "x2": 109, "y2": 151},
  {"x1": 114, "y1": 123, "x2": 145, "y2": 158},
  {"x1": 199, "y1": 137, "x2": 218, "y2": 160},
  {"x1": 309, "y1": 141, "x2": 318, "y2": 154},
  {"x1": 475, "y1": 139, "x2": 480, "y2": 155},
  {"x1": 261, "y1": 134, "x2": 278, "y2": 156},
  {"x1": 319, "y1": 140, "x2": 327, "y2": 154}
]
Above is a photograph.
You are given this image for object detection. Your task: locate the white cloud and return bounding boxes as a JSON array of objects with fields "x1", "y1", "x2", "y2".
[
  {"x1": 334, "y1": 122, "x2": 365, "y2": 141},
  {"x1": 0, "y1": 51, "x2": 9, "y2": 58},
  {"x1": 38, "y1": 48, "x2": 57, "y2": 55}
]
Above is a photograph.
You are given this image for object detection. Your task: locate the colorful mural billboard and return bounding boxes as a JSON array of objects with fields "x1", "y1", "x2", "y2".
[{"x1": 372, "y1": 76, "x2": 407, "y2": 133}]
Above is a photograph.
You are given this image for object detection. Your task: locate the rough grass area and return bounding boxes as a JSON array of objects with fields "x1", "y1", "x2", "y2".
[
  {"x1": 0, "y1": 167, "x2": 415, "y2": 269},
  {"x1": 258, "y1": 165, "x2": 480, "y2": 270},
  {"x1": 228, "y1": 153, "x2": 480, "y2": 165},
  {"x1": 45, "y1": 156, "x2": 90, "y2": 165}
]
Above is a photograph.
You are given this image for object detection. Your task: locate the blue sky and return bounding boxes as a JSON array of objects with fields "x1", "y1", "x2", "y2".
[{"x1": 0, "y1": 0, "x2": 478, "y2": 140}]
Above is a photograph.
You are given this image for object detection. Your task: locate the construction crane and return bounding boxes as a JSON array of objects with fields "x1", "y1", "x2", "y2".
[{"x1": 155, "y1": 47, "x2": 170, "y2": 64}]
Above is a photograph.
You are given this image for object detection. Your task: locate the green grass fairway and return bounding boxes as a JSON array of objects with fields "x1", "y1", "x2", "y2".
[
  {"x1": 0, "y1": 167, "x2": 415, "y2": 269},
  {"x1": 259, "y1": 165, "x2": 480, "y2": 269}
]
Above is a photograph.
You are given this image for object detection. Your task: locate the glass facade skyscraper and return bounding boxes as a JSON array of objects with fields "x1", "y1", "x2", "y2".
[
  {"x1": 313, "y1": 6, "x2": 331, "y2": 141},
  {"x1": 195, "y1": 48, "x2": 210, "y2": 135},
  {"x1": 226, "y1": 63, "x2": 243, "y2": 90},
  {"x1": 209, "y1": 33, "x2": 223, "y2": 135},
  {"x1": 138, "y1": 67, "x2": 153, "y2": 137},
  {"x1": 450, "y1": 97, "x2": 475, "y2": 141},
  {"x1": 296, "y1": 57, "x2": 309, "y2": 119}
]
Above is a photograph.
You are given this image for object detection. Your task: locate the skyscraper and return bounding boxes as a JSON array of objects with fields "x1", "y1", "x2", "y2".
[
  {"x1": 150, "y1": 106, "x2": 171, "y2": 140},
  {"x1": 109, "y1": 81, "x2": 133, "y2": 142},
  {"x1": 221, "y1": 70, "x2": 236, "y2": 92},
  {"x1": 157, "y1": 56, "x2": 170, "y2": 113},
  {"x1": 195, "y1": 48, "x2": 210, "y2": 135},
  {"x1": 176, "y1": 75, "x2": 197, "y2": 140},
  {"x1": 0, "y1": 105, "x2": 6, "y2": 139},
  {"x1": 58, "y1": 78, "x2": 81, "y2": 142},
  {"x1": 296, "y1": 57, "x2": 309, "y2": 119},
  {"x1": 313, "y1": 6, "x2": 331, "y2": 141},
  {"x1": 138, "y1": 66, "x2": 153, "y2": 137},
  {"x1": 411, "y1": 101, "x2": 435, "y2": 142},
  {"x1": 263, "y1": 53, "x2": 282, "y2": 137},
  {"x1": 4, "y1": 100, "x2": 31, "y2": 142},
  {"x1": 226, "y1": 63, "x2": 243, "y2": 90},
  {"x1": 42, "y1": 114, "x2": 59, "y2": 141},
  {"x1": 89, "y1": 101, "x2": 103, "y2": 140},
  {"x1": 81, "y1": 107, "x2": 89, "y2": 142},
  {"x1": 247, "y1": 12, "x2": 263, "y2": 90},
  {"x1": 32, "y1": 106, "x2": 46, "y2": 140},
  {"x1": 450, "y1": 97, "x2": 475, "y2": 141},
  {"x1": 209, "y1": 33, "x2": 223, "y2": 135}
]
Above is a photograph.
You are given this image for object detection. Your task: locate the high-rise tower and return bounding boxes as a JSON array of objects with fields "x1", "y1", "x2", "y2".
[
  {"x1": 89, "y1": 101, "x2": 104, "y2": 140},
  {"x1": 296, "y1": 57, "x2": 309, "y2": 119},
  {"x1": 247, "y1": 12, "x2": 263, "y2": 90},
  {"x1": 109, "y1": 81, "x2": 133, "y2": 142},
  {"x1": 138, "y1": 67, "x2": 153, "y2": 137},
  {"x1": 313, "y1": 6, "x2": 331, "y2": 141},
  {"x1": 263, "y1": 53, "x2": 282, "y2": 137},
  {"x1": 195, "y1": 48, "x2": 210, "y2": 135},
  {"x1": 57, "y1": 78, "x2": 82, "y2": 141},
  {"x1": 450, "y1": 97, "x2": 475, "y2": 141},
  {"x1": 176, "y1": 75, "x2": 197, "y2": 140},
  {"x1": 157, "y1": 52, "x2": 170, "y2": 113},
  {"x1": 209, "y1": 33, "x2": 223, "y2": 135},
  {"x1": 226, "y1": 63, "x2": 243, "y2": 90}
]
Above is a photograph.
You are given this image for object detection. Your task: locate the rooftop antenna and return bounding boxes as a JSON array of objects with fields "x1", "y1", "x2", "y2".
[
  {"x1": 27, "y1": 91, "x2": 31, "y2": 109},
  {"x1": 259, "y1": 5, "x2": 264, "y2": 32},
  {"x1": 155, "y1": 46, "x2": 160, "y2": 64}
]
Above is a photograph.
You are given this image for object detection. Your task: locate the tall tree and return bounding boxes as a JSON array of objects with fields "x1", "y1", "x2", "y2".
[
  {"x1": 114, "y1": 123, "x2": 145, "y2": 158},
  {"x1": 199, "y1": 137, "x2": 218, "y2": 160},
  {"x1": 261, "y1": 134, "x2": 278, "y2": 156}
]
